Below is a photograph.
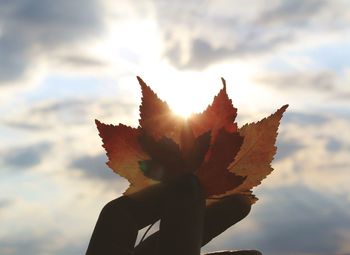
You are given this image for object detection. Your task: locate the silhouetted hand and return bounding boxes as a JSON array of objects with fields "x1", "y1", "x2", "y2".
[{"x1": 86, "y1": 174, "x2": 262, "y2": 255}]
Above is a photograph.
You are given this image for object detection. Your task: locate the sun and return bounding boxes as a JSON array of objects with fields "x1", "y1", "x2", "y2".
[
  {"x1": 156, "y1": 76, "x2": 217, "y2": 119},
  {"x1": 164, "y1": 88, "x2": 216, "y2": 118},
  {"x1": 169, "y1": 100, "x2": 197, "y2": 118},
  {"x1": 146, "y1": 73, "x2": 227, "y2": 119}
]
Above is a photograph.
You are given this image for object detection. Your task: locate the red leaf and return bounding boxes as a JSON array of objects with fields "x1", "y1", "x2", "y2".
[
  {"x1": 212, "y1": 104, "x2": 288, "y2": 200},
  {"x1": 196, "y1": 128, "x2": 245, "y2": 196},
  {"x1": 95, "y1": 77, "x2": 288, "y2": 200},
  {"x1": 95, "y1": 119, "x2": 157, "y2": 194}
]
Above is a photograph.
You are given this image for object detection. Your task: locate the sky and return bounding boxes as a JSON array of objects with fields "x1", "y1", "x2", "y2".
[{"x1": 0, "y1": 0, "x2": 350, "y2": 254}]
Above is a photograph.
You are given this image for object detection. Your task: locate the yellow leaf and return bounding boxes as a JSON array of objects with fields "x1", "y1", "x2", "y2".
[{"x1": 213, "y1": 104, "x2": 288, "y2": 200}]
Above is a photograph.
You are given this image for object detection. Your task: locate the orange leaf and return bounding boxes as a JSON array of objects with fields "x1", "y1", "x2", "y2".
[
  {"x1": 95, "y1": 77, "x2": 288, "y2": 200},
  {"x1": 189, "y1": 78, "x2": 237, "y2": 140},
  {"x1": 214, "y1": 104, "x2": 288, "y2": 199},
  {"x1": 95, "y1": 119, "x2": 157, "y2": 194},
  {"x1": 196, "y1": 128, "x2": 245, "y2": 197},
  {"x1": 138, "y1": 76, "x2": 183, "y2": 142}
]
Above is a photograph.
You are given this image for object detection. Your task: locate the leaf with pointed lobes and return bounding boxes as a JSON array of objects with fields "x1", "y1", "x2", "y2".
[
  {"x1": 215, "y1": 105, "x2": 289, "y2": 199},
  {"x1": 196, "y1": 128, "x2": 245, "y2": 197},
  {"x1": 95, "y1": 119, "x2": 157, "y2": 194},
  {"x1": 189, "y1": 78, "x2": 238, "y2": 140},
  {"x1": 138, "y1": 76, "x2": 183, "y2": 142}
]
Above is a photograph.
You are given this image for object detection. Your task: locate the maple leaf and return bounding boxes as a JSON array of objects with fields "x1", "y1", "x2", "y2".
[
  {"x1": 95, "y1": 77, "x2": 288, "y2": 200},
  {"x1": 95, "y1": 120, "x2": 157, "y2": 194},
  {"x1": 211, "y1": 104, "x2": 289, "y2": 201},
  {"x1": 196, "y1": 128, "x2": 245, "y2": 197}
]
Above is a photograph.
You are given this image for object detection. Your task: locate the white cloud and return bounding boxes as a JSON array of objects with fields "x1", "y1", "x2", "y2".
[{"x1": 262, "y1": 113, "x2": 350, "y2": 200}]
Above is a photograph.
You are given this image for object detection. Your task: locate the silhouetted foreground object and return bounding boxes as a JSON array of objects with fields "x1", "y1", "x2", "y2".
[
  {"x1": 89, "y1": 77, "x2": 287, "y2": 254},
  {"x1": 95, "y1": 77, "x2": 288, "y2": 202},
  {"x1": 86, "y1": 174, "x2": 262, "y2": 255}
]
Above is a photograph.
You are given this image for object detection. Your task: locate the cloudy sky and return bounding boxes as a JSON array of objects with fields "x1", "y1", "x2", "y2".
[{"x1": 1, "y1": 0, "x2": 350, "y2": 254}]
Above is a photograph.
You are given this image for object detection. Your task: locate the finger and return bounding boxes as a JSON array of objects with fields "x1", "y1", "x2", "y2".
[
  {"x1": 86, "y1": 196, "x2": 138, "y2": 255},
  {"x1": 125, "y1": 182, "x2": 171, "y2": 229},
  {"x1": 134, "y1": 194, "x2": 252, "y2": 255},
  {"x1": 135, "y1": 174, "x2": 205, "y2": 255},
  {"x1": 202, "y1": 194, "x2": 252, "y2": 245},
  {"x1": 126, "y1": 173, "x2": 202, "y2": 229},
  {"x1": 157, "y1": 174, "x2": 205, "y2": 255}
]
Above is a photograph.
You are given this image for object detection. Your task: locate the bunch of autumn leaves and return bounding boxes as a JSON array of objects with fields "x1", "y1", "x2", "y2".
[{"x1": 96, "y1": 77, "x2": 288, "y2": 202}]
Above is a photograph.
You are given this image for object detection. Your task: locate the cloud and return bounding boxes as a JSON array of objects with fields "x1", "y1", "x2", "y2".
[
  {"x1": 0, "y1": 234, "x2": 87, "y2": 255},
  {"x1": 328, "y1": 91, "x2": 350, "y2": 102},
  {"x1": 1, "y1": 98, "x2": 137, "y2": 131},
  {"x1": 162, "y1": 19, "x2": 294, "y2": 70},
  {"x1": 154, "y1": 0, "x2": 350, "y2": 70},
  {"x1": 70, "y1": 153, "x2": 122, "y2": 183},
  {"x1": 1, "y1": 142, "x2": 51, "y2": 169},
  {"x1": 0, "y1": 0, "x2": 105, "y2": 84},
  {"x1": 256, "y1": 71, "x2": 338, "y2": 91},
  {"x1": 266, "y1": 111, "x2": 350, "y2": 198},
  {"x1": 169, "y1": 35, "x2": 291, "y2": 70},
  {"x1": 326, "y1": 138, "x2": 343, "y2": 153},
  {"x1": 282, "y1": 112, "x2": 329, "y2": 126},
  {"x1": 256, "y1": 69, "x2": 350, "y2": 106},
  {"x1": 252, "y1": 186, "x2": 350, "y2": 255},
  {"x1": 57, "y1": 55, "x2": 107, "y2": 68},
  {"x1": 275, "y1": 138, "x2": 304, "y2": 161},
  {"x1": 0, "y1": 199, "x2": 13, "y2": 210},
  {"x1": 257, "y1": 0, "x2": 325, "y2": 26},
  {"x1": 0, "y1": 238, "x2": 43, "y2": 255}
]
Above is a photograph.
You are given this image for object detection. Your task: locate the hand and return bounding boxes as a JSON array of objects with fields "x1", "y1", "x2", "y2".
[{"x1": 86, "y1": 174, "x2": 262, "y2": 255}]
